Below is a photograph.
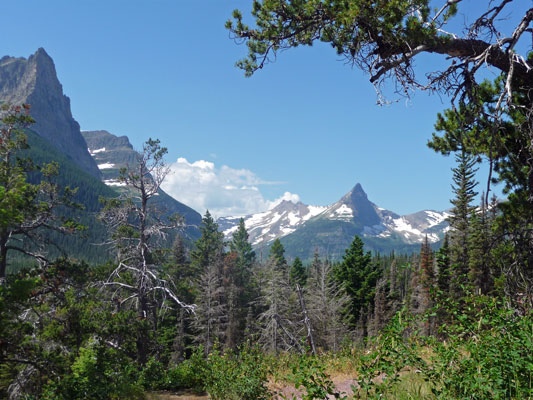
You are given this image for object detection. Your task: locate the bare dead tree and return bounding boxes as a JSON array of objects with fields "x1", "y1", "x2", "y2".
[
  {"x1": 98, "y1": 138, "x2": 194, "y2": 363},
  {"x1": 305, "y1": 255, "x2": 351, "y2": 351},
  {"x1": 192, "y1": 257, "x2": 226, "y2": 355}
]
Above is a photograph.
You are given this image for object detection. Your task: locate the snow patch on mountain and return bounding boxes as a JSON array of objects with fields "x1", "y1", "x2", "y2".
[
  {"x1": 89, "y1": 147, "x2": 106, "y2": 155},
  {"x1": 219, "y1": 200, "x2": 327, "y2": 246},
  {"x1": 218, "y1": 184, "x2": 450, "y2": 249},
  {"x1": 98, "y1": 163, "x2": 115, "y2": 169}
]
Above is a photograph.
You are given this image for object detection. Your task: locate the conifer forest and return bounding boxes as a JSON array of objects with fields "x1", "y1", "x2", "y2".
[{"x1": 1, "y1": 1, "x2": 533, "y2": 399}]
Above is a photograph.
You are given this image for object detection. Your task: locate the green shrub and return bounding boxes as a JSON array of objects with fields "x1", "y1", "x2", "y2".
[
  {"x1": 286, "y1": 355, "x2": 347, "y2": 400},
  {"x1": 427, "y1": 296, "x2": 533, "y2": 399},
  {"x1": 138, "y1": 357, "x2": 168, "y2": 391},
  {"x1": 166, "y1": 346, "x2": 208, "y2": 392},
  {"x1": 203, "y1": 343, "x2": 271, "y2": 400},
  {"x1": 41, "y1": 343, "x2": 143, "y2": 400}
]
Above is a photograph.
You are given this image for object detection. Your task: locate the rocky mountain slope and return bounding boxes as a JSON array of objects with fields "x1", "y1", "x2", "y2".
[
  {"x1": 82, "y1": 130, "x2": 202, "y2": 235},
  {"x1": 0, "y1": 48, "x2": 101, "y2": 177},
  {"x1": 219, "y1": 184, "x2": 450, "y2": 259},
  {"x1": 218, "y1": 201, "x2": 327, "y2": 247}
]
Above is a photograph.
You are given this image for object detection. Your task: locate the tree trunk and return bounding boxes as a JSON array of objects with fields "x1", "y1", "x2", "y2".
[{"x1": 0, "y1": 232, "x2": 8, "y2": 285}]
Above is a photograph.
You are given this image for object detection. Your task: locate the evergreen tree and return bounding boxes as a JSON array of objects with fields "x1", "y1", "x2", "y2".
[
  {"x1": 269, "y1": 238, "x2": 287, "y2": 271},
  {"x1": 227, "y1": 218, "x2": 257, "y2": 348},
  {"x1": 448, "y1": 148, "x2": 479, "y2": 298},
  {"x1": 418, "y1": 236, "x2": 434, "y2": 335},
  {"x1": 0, "y1": 104, "x2": 81, "y2": 283},
  {"x1": 435, "y1": 234, "x2": 451, "y2": 297},
  {"x1": 172, "y1": 234, "x2": 188, "y2": 267},
  {"x1": 468, "y1": 200, "x2": 493, "y2": 295},
  {"x1": 333, "y1": 235, "x2": 380, "y2": 326},
  {"x1": 230, "y1": 218, "x2": 255, "y2": 271},
  {"x1": 290, "y1": 256, "x2": 306, "y2": 287},
  {"x1": 190, "y1": 210, "x2": 225, "y2": 274},
  {"x1": 229, "y1": 217, "x2": 255, "y2": 303},
  {"x1": 167, "y1": 234, "x2": 193, "y2": 365}
]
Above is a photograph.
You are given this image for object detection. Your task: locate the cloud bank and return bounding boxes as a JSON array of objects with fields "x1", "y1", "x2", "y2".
[{"x1": 161, "y1": 157, "x2": 300, "y2": 218}]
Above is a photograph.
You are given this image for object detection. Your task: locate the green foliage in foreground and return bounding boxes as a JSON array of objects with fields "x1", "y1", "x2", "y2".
[{"x1": 356, "y1": 299, "x2": 533, "y2": 399}]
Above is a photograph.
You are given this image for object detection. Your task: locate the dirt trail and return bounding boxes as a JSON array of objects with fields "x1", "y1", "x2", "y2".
[
  {"x1": 147, "y1": 376, "x2": 359, "y2": 399},
  {"x1": 146, "y1": 391, "x2": 208, "y2": 400},
  {"x1": 271, "y1": 376, "x2": 358, "y2": 399}
]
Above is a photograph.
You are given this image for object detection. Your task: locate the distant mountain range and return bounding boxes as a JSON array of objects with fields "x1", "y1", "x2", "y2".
[
  {"x1": 219, "y1": 184, "x2": 450, "y2": 260},
  {"x1": 0, "y1": 49, "x2": 202, "y2": 265},
  {"x1": 0, "y1": 48, "x2": 450, "y2": 263}
]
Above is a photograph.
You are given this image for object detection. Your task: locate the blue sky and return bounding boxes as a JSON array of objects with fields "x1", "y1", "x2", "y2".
[{"x1": 2, "y1": 0, "x2": 520, "y2": 217}]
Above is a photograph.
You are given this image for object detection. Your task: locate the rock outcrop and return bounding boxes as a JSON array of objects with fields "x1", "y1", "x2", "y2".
[{"x1": 0, "y1": 48, "x2": 101, "y2": 177}]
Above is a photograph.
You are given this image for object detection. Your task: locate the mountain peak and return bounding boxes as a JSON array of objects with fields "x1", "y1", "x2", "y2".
[
  {"x1": 334, "y1": 183, "x2": 380, "y2": 226},
  {"x1": 340, "y1": 183, "x2": 368, "y2": 204},
  {"x1": 348, "y1": 183, "x2": 368, "y2": 199},
  {"x1": 31, "y1": 47, "x2": 53, "y2": 62},
  {"x1": 0, "y1": 49, "x2": 101, "y2": 178}
]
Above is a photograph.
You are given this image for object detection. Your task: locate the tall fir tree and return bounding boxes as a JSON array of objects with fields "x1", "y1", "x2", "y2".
[
  {"x1": 229, "y1": 218, "x2": 256, "y2": 273},
  {"x1": 448, "y1": 148, "x2": 479, "y2": 299},
  {"x1": 269, "y1": 238, "x2": 288, "y2": 271},
  {"x1": 468, "y1": 199, "x2": 493, "y2": 295},
  {"x1": 290, "y1": 256, "x2": 306, "y2": 287},
  {"x1": 190, "y1": 210, "x2": 225, "y2": 274},
  {"x1": 435, "y1": 234, "x2": 451, "y2": 297},
  {"x1": 333, "y1": 235, "x2": 380, "y2": 328}
]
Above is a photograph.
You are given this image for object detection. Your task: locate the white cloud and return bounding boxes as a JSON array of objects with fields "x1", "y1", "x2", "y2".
[
  {"x1": 266, "y1": 192, "x2": 301, "y2": 210},
  {"x1": 161, "y1": 158, "x2": 299, "y2": 218}
]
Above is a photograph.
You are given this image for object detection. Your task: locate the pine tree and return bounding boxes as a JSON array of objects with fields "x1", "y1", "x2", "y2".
[
  {"x1": 172, "y1": 234, "x2": 188, "y2": 267},
  {"x1": 448, "y1": 149, "x2": 479, "y2": 299},
  {"x1": 435, "y1": 234, "x2": 451, "y2": 297},
  {"x1": 230, "y1": 218, "x2": 255, "y2": 270},
  {"x1": 290, "y1": 257, "x2": 306, "y2": 287},
  {"x1": 269, "y1": 238, "x2": 287, "y2": 271},
  {"x1": 227, "y1": 218, "x2": 257, "y2": 348},
  {"x1": 229, "y1": 218, "x2": 255, "y2": 304},
  {"x1": 333, "y1": 235, "x2": 380, "y2": 327},
  {"x1": 468, "y1": 199, "x2": 493, "y2": 295},
  {"x1": 190, "y1": 210, "x2": 225, "y2": 274},
  {"x1": 0, "y1": 104, "x2": 81, "y2": 283},
  {"x1": 419, "y1": 236, "x2": 434, "y2": 335}
]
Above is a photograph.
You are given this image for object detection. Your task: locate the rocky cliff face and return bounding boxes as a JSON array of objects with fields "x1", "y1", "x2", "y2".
[
  {"x1": 82, "y1": 129, "x2": 203, "y2": 232},
  {"x1": 82, "y1": 130, "x2": 139, "y2": 180},
  {"x1": 0, "y1": 48, "x2": 100, "y2": 177}
]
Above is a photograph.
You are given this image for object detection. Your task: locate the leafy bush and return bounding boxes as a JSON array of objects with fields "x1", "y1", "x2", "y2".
[
  {"x1": 41, "y1": 343, "x2": 143, "y2": 400},
  {"x1": 138, "y1": 357, "x2": 167, "y2": 391},
  {"x1": 166, "y1": 346, "x2": 208, "y2": 392},
  {"x1": 426, "y1": 296, "x2": 533, "y2": 399},
  {"x1": 285, "y1": 355, "x2": 347, "y2": 400},
  {"x1": 353, "y1": 298, "x2": 533, "y2": 399},
  {"x1": 203, "y1": 343, "x2": 271, "y2": 400}
]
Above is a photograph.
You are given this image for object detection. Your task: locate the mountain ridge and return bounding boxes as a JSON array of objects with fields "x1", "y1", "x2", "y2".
[
  {"x1": 219, "y1": 183, "x2": 450, "y2": 259},
  {"x1": 0, "y1": 48, "x2": 101, "y2": 177},
  {"x1": 82, "y1": 129, "x2": 202, "y2": 236}
]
